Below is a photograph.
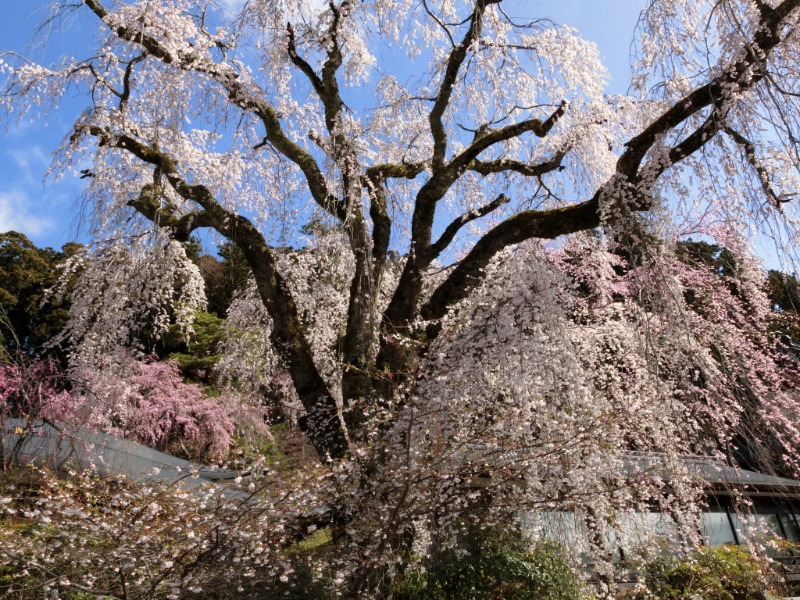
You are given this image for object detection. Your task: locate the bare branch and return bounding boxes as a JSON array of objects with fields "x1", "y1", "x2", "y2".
[
  {"x1": 666, "y1": 110, "x2": 725, "y2": 166},
  {"x1": 430, "y1": 193, "x2": 510, "y2": 257},
  {"x1": 81, "y1": 0, "x2": 346, "y2": 222},
  {"x1": 468, "y1": 149, "x2": 567, "y2": 177},
  {"x1": 118, "y1": 54, "x2": 145, "y2": 112},
  {"x1": 365, "y1": 162, "x2": 426, "y2": 181},
  {"x1": 127, "y1": 181, "x2": 213, "y2": 242},
  {"x1": 286, "y1": 22, "x2": 324, "y2": 97},
  {"x1": 725, "y1": 125, "x2": 792, "y2": 209},
  {"x1": 449, "y1": 101, "x2": 567, "y2": 173},
  {"x1": 429, "y1": 0, "x2": 502, "y2": 169}
]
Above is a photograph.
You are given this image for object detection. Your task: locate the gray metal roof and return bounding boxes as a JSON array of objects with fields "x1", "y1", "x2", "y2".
[
  {"x1": 6, "y1": 420, "x2": 798, "y2": 502},
  {"x1": 2, "y1": 418, "x2": 250, "y2": 502},
  {"x1": 625, "y1": 452, "x2": 800, "y2": 496}
]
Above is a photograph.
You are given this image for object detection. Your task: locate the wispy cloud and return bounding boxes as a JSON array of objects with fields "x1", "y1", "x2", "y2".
[
  {"x1": 0, "y1": 189, "x2": 54, "y2": 237},
  {"x1": 218, "y1": 0, "x2": 246, "y2": 18},
  {"x1": 7, "y1": 146, "x2": 49, "y2": 173}
]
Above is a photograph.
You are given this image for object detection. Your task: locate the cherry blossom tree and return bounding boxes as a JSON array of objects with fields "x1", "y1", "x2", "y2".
[
  {"x1": 3, "y1": 0, "x2": 796, "y2": 458},
  {"x1": 4, "y1": 0, "x2": 800, "y2": 595}
]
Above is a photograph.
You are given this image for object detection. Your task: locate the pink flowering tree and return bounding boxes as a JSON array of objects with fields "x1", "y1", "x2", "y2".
[
  {"x1": 0, "y1": 359, "x2": 78, "y2": 426},
  {"x1": 74, "y1": 353, "x2": 266, "y2": 462},
  {"x1": 0, "y1": 236, "x2": 263, "y2": 462},
  {"x1": 1, "y1": 352, "x2": 265, "y2": 463},
  {"x1": 1, "y1": 357, "x2": 79, "y2": 472}
]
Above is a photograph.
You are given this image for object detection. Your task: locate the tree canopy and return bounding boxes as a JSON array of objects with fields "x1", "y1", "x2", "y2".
[{"x1": 0, "y1": 231, "x2": 81, "y2": 355}]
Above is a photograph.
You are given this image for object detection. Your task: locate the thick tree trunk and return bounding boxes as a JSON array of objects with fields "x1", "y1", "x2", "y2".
[
  {"x1": 340, "y1": 244, "x2": 381, "y2": 433},
  {"x1": 234, "y1": 227, "x2": 351, "y2": 459}
]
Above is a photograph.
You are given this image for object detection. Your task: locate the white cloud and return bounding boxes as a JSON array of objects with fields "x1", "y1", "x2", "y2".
[{"x1": 0, "y1": 189, "x2": 54, "y2": 237}]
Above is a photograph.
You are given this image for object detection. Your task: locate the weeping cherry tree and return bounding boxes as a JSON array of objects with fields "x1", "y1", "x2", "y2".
[{"x1": 4, "y1": 0, "x2": 800, "y2": 595}]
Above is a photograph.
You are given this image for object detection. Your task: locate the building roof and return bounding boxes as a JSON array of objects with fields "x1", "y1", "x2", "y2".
[
  {"x1": 626, "y1": 452, "x2": 800, "y2": 497},
  {"x1": 2, "y1": 418, "x2": 250, "y2": 502}
]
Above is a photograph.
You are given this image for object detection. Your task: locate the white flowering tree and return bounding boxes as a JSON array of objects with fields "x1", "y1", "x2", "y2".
[{"x1": 4, "y1": 0, "x2": 800, "y2": 595}]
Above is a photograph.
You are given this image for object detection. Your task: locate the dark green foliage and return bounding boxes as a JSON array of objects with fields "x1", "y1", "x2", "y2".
[
  {"x1": 196, "y1": 254, "x2": 227, "y2": 316},
  {"x1": 675, "y1": 240, "x2": 737, "y2": 277},
  {"x1": 160, "y1": 311, "x2": 225, "y2": 381},
  {"x1": 184, "y1": 560, "x2": 334, "y2": 600},
  {"x1": 393, "y1": 531, "x2": 583, "y2": 600},
  {"x1": 182, "y1": 235, "x2": 203, "y2": 263},
  {"x1": 643, "y1": 545, "x2": 783, "y2": 600},
  {"x1": 197, "y1": 242, "x2": 251, "y2": 317},
  {"x1": 767, "y1": 269, "x2": 800, "y2": 313},
  {"x1": 299, "y1": 212, "x2": 345, "y2": 239},
  {"x1": 0, "y1": 231, "x2": 82, "y2": 355}
]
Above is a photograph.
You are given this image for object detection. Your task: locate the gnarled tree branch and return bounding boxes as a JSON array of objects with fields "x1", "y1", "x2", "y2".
[
  {"x1": 429, "y1": 0, "x2": 502, "y2": 169},
  {"x1": 82, "y1": 0, "x2": 346, "y2": 222},
  {"x1": 421, "y1": 194, "x2": 603, "y2": 332},
  {"x1": 725, "y1": 125, "x2": 791, "y2": 209},
  {"x1": 469, "y1": 148, "x2": 567, "y2": 177},
  {"x1": 430, "y1": 193, "x2": 510, "y2": 258}
]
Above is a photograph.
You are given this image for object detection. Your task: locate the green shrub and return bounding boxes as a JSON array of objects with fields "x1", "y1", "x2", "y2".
[
  {"x1": 393, "y1": 531, "x2": 584, "y2": 600},
  {"x1": 259, "y1": 561, "x2": 334, "y2": 600},
  {"x1": 643, "y1": 544, "x2": 783, "y2": 600}
]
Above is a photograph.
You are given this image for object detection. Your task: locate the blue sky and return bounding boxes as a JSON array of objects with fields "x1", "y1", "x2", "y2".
[{"x1": 0, "y1": 0, "x2": 644, "y2": 251}]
